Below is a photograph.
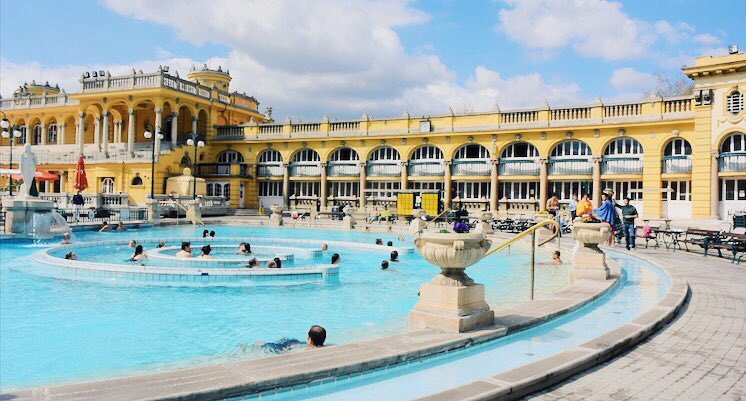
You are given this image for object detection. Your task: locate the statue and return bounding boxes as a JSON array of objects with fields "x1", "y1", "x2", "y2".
[{"x1": 19, "y1": 144, "x2": 38, "y2": 199}]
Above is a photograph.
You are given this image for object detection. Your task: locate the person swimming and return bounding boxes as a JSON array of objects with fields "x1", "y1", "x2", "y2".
[
  {"x1": 237, "y1": 243, "x2": 251, "y2": 254},
  {"x1": 156, "y1": 242, "x2": 166, "y2": 248},
  {"x1": 202, "y1": 230, "x2": 209, "y2": 238},
  {"x1": 247, "y1": 258, "x2": 258, "y2": 268},
  {"x1": 129, "y1": 245, "x2": 147, "y2": 261},
  {"x1": 209, "y1": 231, "x2": 216, "y2": 238},
  {"x1": 65, "y1": 251, "x2": 77, "y2": 260},
  {"x1": 331, "y1": 253, "x2": 340, "y2": 264},
  {"x1": 266, "y1": 257, "x2": 282, "y2": 268},
  {"x1": 176, "y1": 242, "x2": 192, "y2": 258},
  {"x1": 390, "y1": 250, "x2": 398, "y2": 262},
  {"x1": 375, "y1": 239, "x2": 383, "y2": 245},
  {"x1": 128, "y1": 239, "x2": 137, "y2": 248},
  {"x1": 99, "y1": 221, "x2": 111, "y2": 232},
  {"x1": 321, "y1": 243, "x2": 328, "y2": 251},
  {"x1": 116, "y1": 221, "x2": 127, "y2": 231},
  {"x1": 60, "y1": 232, "x2": 72, "y2": 245},
  {"x1": 387, "y1": 241, "x2": 393, "y2": 247},
  {"x1": 200, "y1": 245, "x2": 213, "y2": 259},
  {"x1": 381, "y1": 260, "x2": 389, "y2": 270}
]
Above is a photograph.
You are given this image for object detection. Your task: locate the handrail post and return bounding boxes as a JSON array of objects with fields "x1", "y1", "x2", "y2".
[{"x1": 530, "y1": 230, "x2": 536, "y2": 300}]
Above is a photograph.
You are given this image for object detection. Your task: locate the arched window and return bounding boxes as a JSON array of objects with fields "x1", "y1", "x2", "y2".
[
  {"x1": 217, "y1": 150, "x2": 244, "y2": 164},
  {"x1": 180, "y1": 156, "x2": 191, "y2": 167},
  {"x1": 717, "y1": 133, "x2": 746, "y2": 173},
  {"x1": 501, "y1": 142, "x2": 539, "y2": 158},
  {"x1": 33, "y1": 125, "x2": 43, "y2": 145},
  {"x1": 131, "y1": 176, "x2": 143, "y2": 186},
  {"x1": 454, "y1": 144, "x2": 489, "y2": 160},
  {"x1": 368, "y1": 146, "x2": 400, "y2": 161},
  {"x1": 409, "y1": 145, "x2": 443, "y2": 161},
  {"x1": 604, "y1": 138, "x2": 643, "y2": 156},
  {"x1": 664, "y1": 138, "x2": 692, "y2": 156},
  {"x1": 367, "y1": 147, "x2": 401, "y2": 177},
  {"x1": 662, "y1": 138, "x2": 693, "y2": 173},
  {"x1": 329, "y1": 147, "x2": 359, "y2": 161},
  {"x1": 551, "y1": 140, "x2": 591, "y2": 158},
  {"x1": 291, "y1": 149, "x2": 320, "y2": 163},
  {"x1": 47, "y1": 124, "x2": 57, "y2": 144},
  {"x1": 258, "y1": 149, "x2": 283, "y2": 163},
  {"x1": 101, "y1": 177, "x2": 115, "y2": 194},
  {"x1": 720, "y1": 133, "x2": 746, "y2": 153},
  {"x1": 727, "y1": 91, "x2": 744, "y2": 115}
]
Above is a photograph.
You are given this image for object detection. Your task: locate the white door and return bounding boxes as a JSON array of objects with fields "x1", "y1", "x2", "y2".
[
  {"x1": 239, "y1": 183, "x2": 245, "y2": 208},
  {"x1": 720, "y1": 178, "x2": 746, "y2": 220},
  {"x1": 258, "y1": 181, "x2": 284, "y2": 210}
]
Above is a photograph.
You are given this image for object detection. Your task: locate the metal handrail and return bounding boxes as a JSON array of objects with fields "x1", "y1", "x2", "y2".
[{"x1": 413, "y1": 209, "x2": 450, "y2": 237}]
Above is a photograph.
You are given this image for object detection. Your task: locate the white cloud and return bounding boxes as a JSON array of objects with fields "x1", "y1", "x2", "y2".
[
  {"x1": 609, "y1": 67, "x2": 656, "y2": 94},
  {"x1": 694, "y1": 33, "x2": 720, "y2": 46},
  {"x1": 496, "y1": 0, "x2": 654, "y2": 61},
  {"x1": 654, "y1": 21, "x2": 693, "y2": 43}
]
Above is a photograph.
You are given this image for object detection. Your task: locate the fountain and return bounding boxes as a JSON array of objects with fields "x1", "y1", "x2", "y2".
[
  {"x1": 2, "y1": 144, "x2": 57, "y2": 237},
  {"x1": 569, "y1": 220, "x2": 612, "y2": 282},
  {"x1": 409, "y1": 231, "x2": 494, "y2": 333}
]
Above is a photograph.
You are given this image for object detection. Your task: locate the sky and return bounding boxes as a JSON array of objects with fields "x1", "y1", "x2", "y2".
[{"x1": 0, "y1": 0, "x2": 742, "y2": 120}]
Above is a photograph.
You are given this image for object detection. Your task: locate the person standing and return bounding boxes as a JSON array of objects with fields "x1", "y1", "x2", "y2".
[
  {"x1": 568, "y1": 194, "x2": 578, "y2": 221},
  {"x1": 615, "y1": 197, "x2": 638, "y2": 250},
  {"x1": 546, "y1": 194, "x2": 559, "y2": 216},
  {"x1": 72, "y1": 190, "x2": 85, "y2": 222},
  {"x1": 593, "y1": 192, "x2": 616, "y2": 246}
]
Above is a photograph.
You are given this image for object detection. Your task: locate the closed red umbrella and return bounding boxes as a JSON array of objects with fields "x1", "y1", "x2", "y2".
[
  {"x1": 11, "y1": 169, "x2": 59, "y2": 181},
  {"x1": 74, "y1": 156, "x2": 88, "y2": 191}
]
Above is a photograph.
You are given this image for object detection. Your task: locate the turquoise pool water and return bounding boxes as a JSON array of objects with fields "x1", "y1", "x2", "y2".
[
  {"x1": 235, "y1": 251, "x2": 668, "y2": 400},
  {"x1": 0, "y1": 225, "x2": 567, "y2": 390}
]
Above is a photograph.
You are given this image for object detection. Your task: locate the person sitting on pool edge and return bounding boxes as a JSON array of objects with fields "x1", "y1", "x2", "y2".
[
  {"x1": 381, "y1": 260, "x2": 389, "y2": 270},
  {"x1": 331, "y1": 253, "x2": 340, "y2": 264},
  {"x1": 129, "y1": 245, "x2": 147, "y2": 261},
  {"x1": 65, "y1": 251, "x2": 77, "y2": 260},
  {"x1": 99, "y1": 221, "x2": 111, "y2": 232},
  {"x1": 176, "y1": 242, "x2": 192, "y2": 258},
  {"x1": 390, "y1": 250, "x2": 398, "y2": 262},
  {"x1": 199, "y1": 245, "x2": 213, "y2": 259},
  {"x1": 306, "y1": 325, "x2": 328, "y2": 350}
]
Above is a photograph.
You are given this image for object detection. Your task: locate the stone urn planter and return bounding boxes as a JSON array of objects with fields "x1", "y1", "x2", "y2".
[
  {"x1": 410, "y1": 231, "x2": 495, "y2": 332},
  {"x1": 473, "y1": 211, "x2": 494, "y2": 235},
  {"x1": 409, "y1": 209, "x2": 427, "y2": 233},
  {"x1": 269, "y1": 205, "x2": 284, "y2": 226},
  {"x1": 569, "y1": 220, "x2": 612, "y2": 282},
  {"x1": 341, "y1": 206, "x2": 356, "y2": 230}
]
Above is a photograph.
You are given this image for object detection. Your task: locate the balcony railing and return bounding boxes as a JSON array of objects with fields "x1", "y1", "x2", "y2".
[
  {"x1": 215, "y1": 125, "x2": 244, "y2": 139},
  {"x1": 548, "y1": 158, "x2": 592, "y2": 175},
  {"x1": 257, "y1": 163, "x2": 284, "y2": 177},
  {"x1": 366, "y1": 162, "x2": 401, "y2": 177},
  {"x1": 327, "y1": 162, "x2": 361, "y2": 177},
  {"x1": 452, "y1": 160, "x2": 490, "y2": 176},
  {"x1": 498, "y1": 159, "x2": 540, "y2": 175},
  {"x1": 662, "y1": 155, "x2": 692, "y2": 173},
  {"x1": 719, "y1": 153, "x2": 746, "y2": 173},
  {"x1": 408, "y1": 161, "x2": 445, "y2": 176},
  {"x1": 289, "y1": 163, "x2": 322, "y2": 177},
  {"x1": 195, "y1": 163, "x2": 251, "y2": 177},
  {"x1": 601, "y1": 157, "x2": 643, "y2": 174}
]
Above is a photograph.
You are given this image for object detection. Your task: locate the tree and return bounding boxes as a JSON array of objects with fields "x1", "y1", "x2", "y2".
[{"x1": 651, "y1": 72, "x2": 694, "y2": 98}]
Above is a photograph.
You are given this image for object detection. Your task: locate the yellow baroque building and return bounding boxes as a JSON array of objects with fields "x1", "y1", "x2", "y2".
[{"x1": 1, "y1": 53, "x2": 745, "y2": 222}]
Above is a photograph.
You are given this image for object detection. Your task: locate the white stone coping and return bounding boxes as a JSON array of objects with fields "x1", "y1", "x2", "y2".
[{"x1": 143, "y1": 244, "x2": 312, "y2": 267}]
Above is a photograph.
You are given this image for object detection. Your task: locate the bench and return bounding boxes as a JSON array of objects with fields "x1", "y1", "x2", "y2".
[
  {"x1": 709, "y1": 232, "x2": 746, "y2": 263},
  {"x1": 681, "y1": 228, "x2": 723, "y2": 256},
  {"x1": 637, "y1": 226, "x2": 660, "y2": 248}
]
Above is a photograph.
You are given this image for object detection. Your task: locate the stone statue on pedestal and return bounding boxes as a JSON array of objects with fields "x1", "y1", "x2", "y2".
[{"x1": 18, "y1": 144, "x2": 38, "y2": 199}]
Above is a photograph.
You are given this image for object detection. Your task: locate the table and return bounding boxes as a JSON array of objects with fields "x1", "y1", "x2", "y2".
[
  {"x1": 642, "y1": 218, "x2": 672, "y2": 230},
  {"x1": 657, "y1": 229, "x2": 684, "y2": 250}
]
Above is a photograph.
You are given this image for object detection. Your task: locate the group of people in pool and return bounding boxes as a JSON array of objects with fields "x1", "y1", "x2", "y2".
[{"x1": 99, "y1": 221, "x2": 129, "y2": 232}]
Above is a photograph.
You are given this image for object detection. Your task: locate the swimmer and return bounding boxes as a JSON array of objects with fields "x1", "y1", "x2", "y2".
[
  {"x1": 60, "y1": 232, "x2": 72, "y2": 245},
  {"x1": 99, "y1": 221, "x2": 111, "y2": 232},
  {"x1": 247, "y1": 258, "x2": 258, "y2": 268},
  {"x1": 156, "y1": 242, "x2": 166, "y2": 248},
  {"x1": 129, "y1": 245, "x2": 147, "y2": 261},
  {"x1": 116, "y1": 221, "x2": 127, "y2": 231},
  {"x1": 202, "y1": 229, "x2": 209, "y2": 238},
  {"x1": 375, "y1": 239, "x2": 383, "y2": 245},
  {"x1": 175, "y1": 242, "x2": 192, "y2": 258},
  {"x1": 209, "y1": 231, "x2": 216, "y2": 238},
  {"x1": 199, "y1": 245, "x2": 213, "y2": 259},
  {"x1": 387, "y1": 241, "x2": 393, "y2": 247},
  {"x1": 381, "y1": 260, "x2": 389, "y2": 270},
  {"x1": 237, "y1": 243, "x2": 251, "y2": 254},
  {"x1": 390, "y1": 250, "x2": 398, "y2": 262},
  {"x1": 128, "y1": 239, "x2": 137, "y2": 248},
  {"x1": 553, "y1": 251, "x2": 562, "y2": 264},
  {"x1": 267, "y1": 257, "x2": 282, "y2": 268},
  {"x1": 331, "y1": 253, "x2": 340, "y2": 264},
  {"x1": 398, "y1": 236, "x2": 404, "y2": 242},
  {"x1": 65, "y1": 251, "x2": 77, "y2": 260},
  {"x1": 321, "y1": 243, "x2": 328, "y2": 251},
  {"x1": 306, "y1": 325, "x2": 328, "y2": 350}
]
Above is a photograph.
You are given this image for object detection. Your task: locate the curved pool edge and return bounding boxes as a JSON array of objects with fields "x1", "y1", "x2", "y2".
[
  {"x1": 1, "y1": 250, "x2": 621, "y2": 401},
  {"x1": 409, "y1": 248, "x2": 691, "y2": 401}
]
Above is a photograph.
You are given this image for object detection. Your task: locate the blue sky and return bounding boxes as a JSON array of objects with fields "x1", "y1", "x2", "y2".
[{"x1": 1, "y1": 0, "x2": 741, "y2": 120}]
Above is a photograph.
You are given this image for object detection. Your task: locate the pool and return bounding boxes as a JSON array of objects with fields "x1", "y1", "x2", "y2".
[{"x1": 0, "y1": 225, "x2": 568, "y2": 390}]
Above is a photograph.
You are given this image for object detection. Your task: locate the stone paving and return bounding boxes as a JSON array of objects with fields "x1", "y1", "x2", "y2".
[{"x1": 524, "y1": 246, "x2": 746, "y2": 401}]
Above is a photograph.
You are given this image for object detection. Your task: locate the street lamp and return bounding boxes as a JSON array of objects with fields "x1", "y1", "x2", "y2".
[
  {"x1": 143, "y1": 128, "x2": 163, "y2": 199},
  {"x1": 1, "y1": 116, "x2": 22, "y2": 196},
  {"x1": 186, "y1": 132, "x2": 205, "y2": 199}
]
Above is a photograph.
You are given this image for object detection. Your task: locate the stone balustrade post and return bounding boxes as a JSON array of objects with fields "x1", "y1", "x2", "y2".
[
  {"x1": 592, "y1": 157, "x2": 602, "y2": 208},
  {"x1": 127, "y1": 109, "x2": 135, "y2": 157},
  {"x1": 444, "y1": 160, "x2": 453, "y2": 210}
]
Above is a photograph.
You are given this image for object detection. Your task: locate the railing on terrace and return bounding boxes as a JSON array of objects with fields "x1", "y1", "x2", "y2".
[
  {"x1": 257, "y1": 163, "x2": 284, "y2": 177},
  {"x1": 216, "y1": 125, "x2": 244, "y2": 138},
  {"x1": 452, "y1": 160, "x2": 490, "y2": 176},
  {"x1": 550, "y1": 107, "x2": 590, "y2": 121},
  {"x1": 408, "y1": 161, "x2": 445, "y2": 176},
  {"x1": 0, "y1": 94, "x2": 79, "y2": 110},
  {"x1": 662, "y1": 155, "x2": 692, "y2": 174},
  {"x1": 601, "y1": 157, "x2": 643, "y2": 174},
  {"x1": 664, "y1": 98, "x2": 692, "y2": 113},
  {"x1": 548, "y1": 158, "x2": 593, "y2": 175},
  {"x1": 502, "y1": 111, "x2": 538, "y2": 124},
  {"x1": 604, "y1": 103, "x2": 642, "y2": 118},
  {"x1": 719, "y1": 153, "x2": 746, "y2": 173},
  {"x1": 57, "y1": 208, "x2": 148, "y2": 224},
  {"x1": 153, "y1": 194, "x2": 229, "y2": 209},
  {"x1": 327, "y1": 162, "x2": 360, "y2": 176},
  {"x1": 330, "y1": 121, "x2": 360, "y2": 132},
  {"x1": 195, "y1": 163, "x2": 251, "y2": 177},
  {"x1": 498, "y1": 159, "x2": 540, "y2": 175},
  {"x1": 366, "y1": 162, "x2": 401, "y2": 177},
  {"x1": 39, "y1": 193, "x2": 130, "y2": 209},
  {"x1": 289, "y1": 163, "x2": 322, "y2": 177},
  {"x1": 291, "y1": 123, "x2": 321, "y2": 133}
]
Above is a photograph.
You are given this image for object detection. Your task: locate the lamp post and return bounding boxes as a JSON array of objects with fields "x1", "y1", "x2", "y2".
[
  {"x1": 143, "y1": 128, "x2": 163, "y2": 200},
  {"x1": 186, "y1": 132, "x2": 205, "y2": 199},
  {"x1": 1, "y1": 116, "x2": 22, "y2": 196}
]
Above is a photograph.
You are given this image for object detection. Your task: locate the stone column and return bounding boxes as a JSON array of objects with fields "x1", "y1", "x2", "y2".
[
  {"x1": 127, "y1": 109, "x2": 135, "y2": 157},
  {"x1": 359, "y1": 162, "x2": 367, "y2": 209},
  {"x1": 400, "y1": 161, "x2": 408, "y2": 190},
  {"x1": 38, "y1": 124, "x2": 46, "y2": 145},
  {"x1": 93, "y1": 115, "x2": 101, "y2": 150},
  {"x1": 171, "y1": 111, "x2": 179, "y2": 144},
  {"x1": 154, "y1": 108, "x2": 163, "y2": 159},
  {"x1": 444, "y1": 160, "x2": 453, "y2": 210},
  {"x1": 77, "y1": 112, "x2": 85, "y2": 156},
  {"x1": 711, "y1": 151, "x2": 720, "y2": 219},
  {"x1": 57, "y1": 123, "x2": 65, "y2": 145},
  {"x1": 539, "y1": 158, "x2": 548, "y2": 211},
  {"x1": 113, "y1": 121, "x2": 120, "y2": 143},
  {"x1": 102, "y1": 112, "x2": 109, "y2": 157},
  {"x1": 320, "y1": 162, "x2": 328, "y2": 211},
  {"x1": 282, "y1": 163, "x2": 290, "y2": 208},
  {"x1": 489, "y1": 158, "x2": 499, "y2": 212},
  {"x1": 592, "y1": 157, "x2": 602, "y2": 208}
]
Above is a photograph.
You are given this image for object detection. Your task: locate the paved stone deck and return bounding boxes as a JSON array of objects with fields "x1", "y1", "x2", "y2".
[{"x1": 524, "y1": 246, "x2": 746, "y2": 401}]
